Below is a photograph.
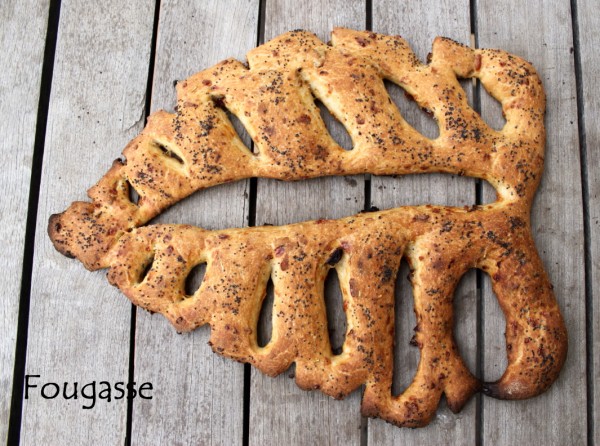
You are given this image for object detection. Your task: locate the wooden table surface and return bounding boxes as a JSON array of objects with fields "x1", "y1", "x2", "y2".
[{"x1": 2, "y1": 0, "x2": 597, "y2": 444}]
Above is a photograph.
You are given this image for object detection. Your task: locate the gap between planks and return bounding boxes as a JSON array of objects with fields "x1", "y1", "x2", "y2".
[
  {"x1": 7, "y1": 1, "x2": 62, "y2": 444},
  {"x1": 569, "y1": 0, "x2": 594, "y2": 444}
]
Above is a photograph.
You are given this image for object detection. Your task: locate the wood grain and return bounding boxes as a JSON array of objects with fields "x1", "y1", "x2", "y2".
[
  {"x1": 370, "y1": 1, "x2": 477, "y2": 444},
  {"x1": 576, "y1": 0, "x2": 599, "y2": 443},
  {"x1": 250, "y1": 1, "x2": 366, "y2": 444},
  {"x1": 0, "y1": 0, "x2": 49, "y2": 441},
  {"x1": 130, "y1": 1, "x2": 258, "y2": 444},
  {"x1": 477, "y1": 1, "x2": 586, "y2": 444},
  {"x1": 20, "y1": 0, "x2": 155, "y2": 443}
]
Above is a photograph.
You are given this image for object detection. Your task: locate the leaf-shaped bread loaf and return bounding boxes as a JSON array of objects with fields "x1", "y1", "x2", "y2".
[{"x1": 49, "y1": 28, "x2": 567, "y2": 427}]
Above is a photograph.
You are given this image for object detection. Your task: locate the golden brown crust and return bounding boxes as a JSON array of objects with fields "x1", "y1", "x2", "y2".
[
  {"x1": 49, "y1": 28, "x2": 545, "y2": 270},
  {"x1": 48, "y1": 28, "x2": 566, "y2": 427}
]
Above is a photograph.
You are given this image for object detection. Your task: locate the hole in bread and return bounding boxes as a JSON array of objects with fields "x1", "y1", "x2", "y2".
[
  {"x1": 385, "y1": 80, "x2": 440, "y2": 140},
  {"x1": 480, "y1": 269, "x2": 507, "y2": 382},
  {"x1": 154, "y1": 141, "x2": 185, "y2": 165},
  {"x1": 324, "y1": 268, "x2": 346, "y2": 355},
  {"x1": 452, "y1": 268, "x2": 478, "y2": 376},
  {"x1": 479, "y1": 82, "x2": 506, "y2": 131},
  {"x1": 325, "y1": 247, "x2": 344, "y2": 266},
  {"x1": 459, "y1": 77, "x2": 476, "y2": 111},
  {"x1": 316, "y1": 99, "x2": 353, "y2": 150},
  {"x1": 392, "y1": 258, "x2": 419, "y2": 396},
  {"x1": 138, "y1": 254, "x2": 154, "y2": 283},
  {"x1": 228, "y1": 109, "x2": 254, "y2": 152},
  {"x1": 257, "y1": 277, "x2": 274, "y2": 347},
  {"x1": 213, "y1": 95, "x2": 254, "y2": 153},
  {"x1": 126, "y1": 180, "x2": 140, "y2": 205},
  {"x1": 184, "y1": 262, "x2": 206, "y2": 297}
]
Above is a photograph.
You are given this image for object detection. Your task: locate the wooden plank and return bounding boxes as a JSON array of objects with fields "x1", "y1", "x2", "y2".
[
  {"x1": 0, "y1": 0, "x2": 49, "y2": 441},
  {"x1": 575, "y1": 0, "x2": 599, "y2": 443},
  {"x1": 250, "y1": 1, "x2": 366, "y2": 444},
  {"x1": 370, "y1": 1, "x2": 478, "y2": 445},
  {"x1": 130, "y1": 1, "x2": 259, "y2": 444},
  {"x1": 21, "y1": 0, "x2": 155, "y2": 443},
  {"x1": 477, "y1": 2, "x2": 586, "y2": 444}
]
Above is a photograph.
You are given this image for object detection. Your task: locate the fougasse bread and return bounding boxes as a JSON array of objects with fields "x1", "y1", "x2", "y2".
[{"x1": 48, "y1": 28, "x2": 567, "y2": 427}]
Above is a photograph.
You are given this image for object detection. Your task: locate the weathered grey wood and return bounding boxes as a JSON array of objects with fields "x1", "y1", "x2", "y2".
[
  {"x1": 370, "y1": 1, "x2": 477, "y2": 444},
  {"x1": 0, "y1": 0, "x2": 49, "y2": 441},
  {"x1": 21, "y1": 0, "x2": 155, "y2": 443},
  {"x1": 578, "y1": 0, "x2": 600, "y2": 443},
  {"x1": 250, "y1": 1, "x2": 366, "y2": 444},
  {"x1": 131, "y1": 1, "x2": 259, "y2": 444},
  {"x1": 477, "y1": 1, "x2": 586, "y2": 444}
]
